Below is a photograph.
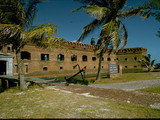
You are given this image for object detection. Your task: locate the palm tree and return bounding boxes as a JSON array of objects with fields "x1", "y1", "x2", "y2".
[
  {"x1": 73, "y1": 0, "x2": 151, "y2": 80},
  {"x1": 138, "y1": 54, "x2": 155, "y2": 72},
  {"x1": 151, "y1": 0, "x2": 160, "y2": 37},
  {"x1": 155, "y1": 63, "x2": 160, "y2": 69},
  {"x1": 0, "y1": 0, "x2": 62, "y2": 89}
]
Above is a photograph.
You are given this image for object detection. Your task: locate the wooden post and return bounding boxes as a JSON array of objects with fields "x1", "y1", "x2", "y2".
[
  {"x1": 5, "y1": 80, "x2": 9, "y2": 88},
  {"x1": 0, "y1": 79, "x2": 2, "y2": 86},
  {"x1": 14, "y1": 82, "x2": 19, "y2": 87}
]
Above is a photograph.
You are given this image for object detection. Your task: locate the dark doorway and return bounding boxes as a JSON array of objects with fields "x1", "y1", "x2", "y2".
[{"x1": 0, "y1": 61, "x2": 6, "y2": 75}]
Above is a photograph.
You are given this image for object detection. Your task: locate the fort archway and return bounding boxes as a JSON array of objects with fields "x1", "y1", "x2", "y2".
[
  {"x1": 0, "y1": 53, "x2": 14, "y2": 76},
  {"x1": 0, "y1": 61, "x2": 6, "y2": 75}
]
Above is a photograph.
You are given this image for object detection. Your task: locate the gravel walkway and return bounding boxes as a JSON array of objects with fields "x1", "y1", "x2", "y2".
[{"x1": 89, "y1": 79, "x2": 160, "y2": 91}]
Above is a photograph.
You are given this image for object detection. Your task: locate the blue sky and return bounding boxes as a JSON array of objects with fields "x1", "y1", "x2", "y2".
[{"x1": 33, "y1": 0, "x2": 160, "y2": 63}]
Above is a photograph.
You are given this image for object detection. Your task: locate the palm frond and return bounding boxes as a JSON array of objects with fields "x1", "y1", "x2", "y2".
[
  {"x1": 113, "y1": 0, "x2": 127, "y2": 11},
  {"x1": 118, "y1": 22, "x2": 128, "y2": 49},
  {"x1": 72, "y1": 6, "x2": 87, "y2": 12},
  {"x1": 27, "y1": 23, "x2": 58, "y2": 37},
  {"x1": 25, "y1": 0, "x2": 45, "y2": 28},
  {"x1": 77, "y1": 19, "x2": 104, "y2": 42},
  {"x1": 120, "y1": 2, "x2": 151, "y2": 18},
  {"x1": 73, "y1": 0, "x2": 104, "y2": 6},
  {"x1": 151, "y1": 60, "x2": 155, "y2": 66},
  {"x1": 83, "y1": 5, "x2": 110, "y2": 20},
  {"x1": 0, "y1": 0, "x2": 25, "y2": 26},
  {"x1": 0, "y1": 24, "x2": 23, "y2": 47}
]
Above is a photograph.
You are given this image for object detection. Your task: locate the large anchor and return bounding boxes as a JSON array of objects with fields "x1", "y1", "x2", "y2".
[{"x1": 64, "y1": 64, "x2": 86, "y2": 85}]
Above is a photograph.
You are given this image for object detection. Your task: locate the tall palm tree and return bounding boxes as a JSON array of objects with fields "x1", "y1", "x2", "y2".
[
  {"x1": 152, "y1": 0, "x2": 160, "y2": 37},
  {"x1": 138, "y1": 54, "x2": 155, "y2": 72},
  {"x1": 73, "y1": 0, "x2": 151, "y2": 80},
  {"x1": 0, "y1": 0, "x2": 62, "y2": 89}
]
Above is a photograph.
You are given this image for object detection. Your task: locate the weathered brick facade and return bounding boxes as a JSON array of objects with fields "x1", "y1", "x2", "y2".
[
  {"x1": 116, "y1": 48, "x2": 147, "y2": 70},
  {"x1": 0, "y1": 41, "x2": 147, "y2": 77}
]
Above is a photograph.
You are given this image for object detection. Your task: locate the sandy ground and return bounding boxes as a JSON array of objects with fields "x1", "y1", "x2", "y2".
[{"x1": 44, "y1": 80, "x2": 160, "y2": 109}]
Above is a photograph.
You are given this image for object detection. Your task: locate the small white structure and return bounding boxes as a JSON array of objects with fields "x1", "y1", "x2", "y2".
[{"x1": 0, "y1": 53, "x2": 14, "y2": 76}]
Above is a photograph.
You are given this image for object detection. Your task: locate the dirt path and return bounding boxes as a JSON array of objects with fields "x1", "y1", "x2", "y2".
[
  {"x1": 89, "y1": 79, "x2": 160, "y2": 91},
  {"x1": 46, "y1": 82, "x2": 160, "y2": 110}
]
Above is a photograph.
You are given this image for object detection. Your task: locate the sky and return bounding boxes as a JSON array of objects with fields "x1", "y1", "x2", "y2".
[{"x1": 33, "y1": 0, "x2": 160, "y2": 63}]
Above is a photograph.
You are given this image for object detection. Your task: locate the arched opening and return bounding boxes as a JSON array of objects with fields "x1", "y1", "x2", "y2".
[
  {"x1": 82, "y1": 55, "x2": 87, "y2": 62},
  {"x1": 41, "y1": 54, "x2": 49, "y2": 61},
  {"x1": 92, "y1": 57, "x2": 96, "y2": 61},
  {"x1": 107, "y1": 57, "x2": 111, "y2": 61},
  {"x1": 21, "y1": 51, "x2": 31, "y2": 60},
  {"x1": 0, "y1": 61, "x2": 6, "y2": 75},
  {"x1": 57, "y1": 54, "x2": 64, "y2": 61},
  {"x1": 71, "y1": 55, "x2": 77, "y2": 61}
]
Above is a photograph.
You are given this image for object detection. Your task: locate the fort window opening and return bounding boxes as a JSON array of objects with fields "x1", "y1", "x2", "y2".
[
  {"x1": 82, "y1": 55, "x2": 87, "y2": 62},
  {"x1": 71, "y1": 55, "x2": 77, "y2": 61},
  {"x1": 102, "y1": 57, "x2": 104, "y2": 61},
  {"x1": 43, "y1": 67, "x2": 48, "y2": 71},
  {"x1": 25, "y1": 65, "x2": 28, "y2": 73},
  {"x1": 94, "y1": 66, "x2": 96, "y2": 69},
  {"x1": 0, "y1": 45, "x2": 2, "y2": 52},
  {"x1": 134, "y1": 65, "x2": 137, "y2": 68},
  {"x1": 60, "y1": 66, "x2": 63, "y2": 70},
  {"x1": 12, "y1": 47, "x2": 14, "y2": 52},
  {"x1": 92, "y1": 57, "x2": 96, "y2": 61},
  {"x1": 7, "y1": 46, "x2": 11, "y2": 53},
  {"x1": 125, "y1": 58, "x2": 128, "y2": 61},
  {"x1": 107, "y1": 57, "x2": 111, "y2": 61},
  {"x1": 102, "y1": 66, "x2": 104, "y2": 68},
  {"x1": 57, "y1": 54, "x2": 64, "y2": 61},
  {"x1": 41, "y1": 54, "x2": 49, "y2": 61},
  {"x1": 21, "y1": 51, "x2": 31, "y2": 60},
  {"x1": 125, "y1": 66, "x2": 128, "y2": 68},
  {"x1": 134, "y1": 57, "x2": 137, "y2": 61},
  {"x1": 14, "y1": 64, "x2": 18, "y2": 73},
  {"x1": 116, "y1": 58, "x2": 119, "y2": 62}
]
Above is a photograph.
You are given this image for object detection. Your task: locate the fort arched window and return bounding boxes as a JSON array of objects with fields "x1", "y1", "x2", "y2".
[
  {"x1": 43, "y1": 67, "x2": 48, "y2": 71},
  {"x1": 71, "y1": 55, "x2": 77, "y2": 61},
  {"x1": 82, "y1": 55, "x2": 87, "y2": 62},
  {"x1": 116, "y1": 58, "x2": 119, "y2": 62},
  {"x1": 0, "y1": 45, "x2": 2, "y2": 52},
  {"x1": 134, "y1": 57, "x2": 137, "y2": 61},
  {"x1": 41, "y1": 54, "x2": 49, "y2": 61},
  {"x1": 125, "y1": 58, "x2": 128, "y2": 62},
  {"x1": 7, "y1": 46, "x2": 11, "y2": 53},
  {"x1": 57, "y1": 54, "x2": 64, "y2": 61},
  {"x1": 21, "y1": 51, "x2": 31, "y2": 60},
  {"x1": 102, "y1": 57, "x2": 104, "y2": 61},
  {"x1": 107, "y1": 57, "x2": 111, "y2": 61},
  {"x1": 92, "y1": 57, "x2": 96, "y2": 61}
]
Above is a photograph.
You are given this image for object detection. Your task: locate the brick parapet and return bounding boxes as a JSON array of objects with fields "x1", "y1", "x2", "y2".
[{"x1": 116, "y1": 47, "x2": 147, "y2": 55}]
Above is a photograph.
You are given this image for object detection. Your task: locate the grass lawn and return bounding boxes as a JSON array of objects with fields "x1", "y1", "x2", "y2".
[
  {"x1": 92, "y1": 71, "x2": 160, "y2": 84},
  {"x1": 43, "y1": 71, "x2": 160, "y2": 85},
  {"x1": 0, "y1": 86, "x2": 160, "y2": 119},
  {"x1": 137, "y1": 86, "x2": 160, "y2": 94}
]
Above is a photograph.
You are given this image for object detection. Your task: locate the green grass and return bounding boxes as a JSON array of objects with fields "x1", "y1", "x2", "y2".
[
  {"x1": 89, "y1": 72, "x2": 160, "y2": 84},
  {"x1": 0, "y1": 86, "x2": 160, "y2": 118},
  {"x1": 43, "y1": 71, "x2": 160, "y2": 85},
  {"x1": 138, "y1": 86, "x2": 160, "y2": 94}
]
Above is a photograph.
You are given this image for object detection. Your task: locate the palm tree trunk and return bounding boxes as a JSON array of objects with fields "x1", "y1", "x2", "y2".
[
  {"x1": 16, "y1": 49, "x2": 27, "y2": 90},
  {"x1": 96, "y1": 50, "x2": 103, "y2": 81}
]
